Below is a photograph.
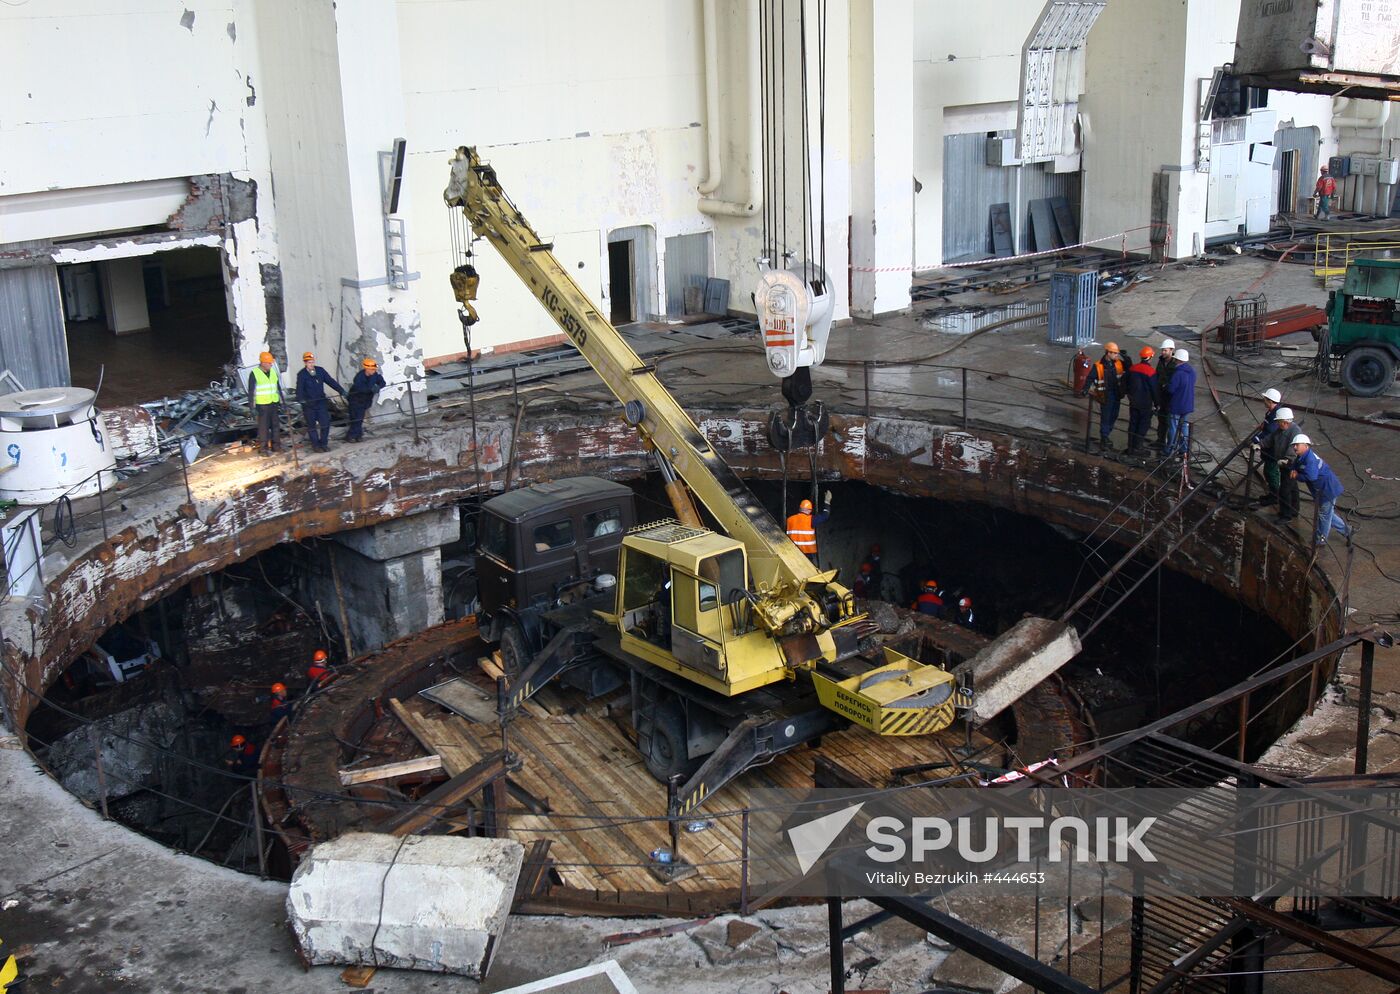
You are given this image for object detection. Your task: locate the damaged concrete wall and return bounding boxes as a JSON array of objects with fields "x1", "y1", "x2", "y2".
[{"x1": 0, "y1": 410, "x2": 1336, "y2": 734}]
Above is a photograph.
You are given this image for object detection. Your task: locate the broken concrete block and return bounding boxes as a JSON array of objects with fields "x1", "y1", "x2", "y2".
[
  {"x1": 955, "y1": 616, "x2": 1082, "y2": 723},
  {"x1": 287, "y1": 832, "x2": 524, "y2": 977}
]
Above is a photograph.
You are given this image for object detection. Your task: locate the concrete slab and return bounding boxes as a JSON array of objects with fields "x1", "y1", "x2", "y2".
[
  {"x1": 329, "y1": 507, "x2": 459, "y2": 561},
  {"x1": 287, "y1": 833, "x2": 524, "y2": 978},
  {"x1": 956, "y1": 617, "x2": 1083, "y2": 722}
]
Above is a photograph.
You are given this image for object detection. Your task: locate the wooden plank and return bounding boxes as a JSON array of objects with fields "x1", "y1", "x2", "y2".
[
  {"x1": 338, "y1": 754, "x2": 444, "y2": 785},
  {"x1": 384, "y1": 749, "x2": 511, "y2": 836},
  {"x1": 479, "y1": 654, "x2": 505, "y2": 683},
  {"x1": 512, "y1": 839, "x2": 554, "y2": 910}
]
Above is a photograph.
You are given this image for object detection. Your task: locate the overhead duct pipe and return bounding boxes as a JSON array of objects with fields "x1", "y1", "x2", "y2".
[{"x1": 700, "y1": 0, "x2": 763, "y2": 217}]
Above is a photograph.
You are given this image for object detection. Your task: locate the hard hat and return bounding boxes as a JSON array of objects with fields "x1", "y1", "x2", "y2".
[
  {"x1": 1160, "y1": 338, "x2": 1175, "y2": 350},
  {"x1": 799, "y1": 498, "x2": 814, "y2": 512},
  {"x1": 270, "y1": 682, "x2": 287, "y2": 696},
  {"x1": 1139, "y1": 346, "x2": 1155, "y2": 360},
  {"x1": 230, "y1": 734, "x2": 247, "y2": 748},
  {"x1": 1105, "y1": 342, "x2": 1120, "y2": 353},
  {"x1": 303, "y1": 351, "x2": 315, "y2": 362},
  {"x1": 259, "y1": 351, "x2": 274, "y2": 364},
  {"x1": 312, "y1": 648, "x2": 328, "y2": 662},
  {"x1": 1262, "y1": 388, "x2": 1282, "y2": 403},
  {"x1": 362, "y1": 357, "x2": 378, "y2": 369},
  {"x1": 1320, "y1": 164, "x2": 1329, "y2": 171},
  {"x1": 859, "y1": 562, "x2": 872, "y2": 574},
  {"x1": 1293, "y1": 434, "x2": 1312, "y2": 446},
  {"x1": 1175, "y1": 348, "x2": 1189, "y2": 362},
  {"x1": 1274, "y1": 407, "x2": 1294, "y2": 421},
  {"x1": 923, "y1": 580, "x2": 939, "y2": 592},
  {"x1": 959, "y1": 597, "x2": 972, "y2": 609}
]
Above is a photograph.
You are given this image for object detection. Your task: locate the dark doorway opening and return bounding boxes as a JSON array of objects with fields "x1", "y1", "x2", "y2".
[
  {"x1": 62, "y1": 246, "x2": 234, "y2": 406},
  {"x1": 607, "y1": 239, "x2": 635, "y2": 325}
]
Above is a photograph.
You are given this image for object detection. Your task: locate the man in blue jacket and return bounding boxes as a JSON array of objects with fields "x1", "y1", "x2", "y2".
[
  {"x1": 346, "y1": 357, "x2": 386, "y2": 442},
  {"x1": 1289, "y1": 434, "x2": 1353, "y2": 548},
  {"x1": 1161, "y1": 347, "x2": 1197, "y2": 457},
  {"x1": 1124, "y1": 346, "x2": 1159, "y2": 455},
  {"x1": 295, "y1": 352, "x2": 346, "y2": 452}
]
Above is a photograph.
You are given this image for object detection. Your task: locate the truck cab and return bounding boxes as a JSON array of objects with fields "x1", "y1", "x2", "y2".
[{"x1": 476, "y1": 476, "x2": 635, "y2": 666}]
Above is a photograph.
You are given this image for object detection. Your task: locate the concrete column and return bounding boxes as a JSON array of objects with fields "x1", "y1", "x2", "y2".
[
  {"x1": 99, "y1": 257, "x2": 150, "y2": 335},
  {"x1": 848, "y1": 0, "x2": 914, "y2": 317},
  {"x1": 308, "y1": 507, "x2": 457, "y2": 655}
]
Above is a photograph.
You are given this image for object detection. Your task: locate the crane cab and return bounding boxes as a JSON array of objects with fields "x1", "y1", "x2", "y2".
[{"x1": 611, "y1": 521, "x2": 788, "y2": 696}]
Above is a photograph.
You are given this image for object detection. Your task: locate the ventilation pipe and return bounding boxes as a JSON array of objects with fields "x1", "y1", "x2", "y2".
[
  {"x1": 700, "y1": 0, "x2": 763, "y2": 217},
  {"x1": 1332, "y1": 96, "x2": 1391, "y2": 131}
]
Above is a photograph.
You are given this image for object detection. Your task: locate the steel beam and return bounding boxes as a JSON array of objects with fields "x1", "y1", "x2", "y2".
[{"x1": 1218, "y1": 897, "x2": 1400, "y2": 985}]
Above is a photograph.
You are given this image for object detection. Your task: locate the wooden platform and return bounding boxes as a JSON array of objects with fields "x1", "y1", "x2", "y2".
[{"x1": 386, "y1": 673, "x2": 998, "y2": 902}]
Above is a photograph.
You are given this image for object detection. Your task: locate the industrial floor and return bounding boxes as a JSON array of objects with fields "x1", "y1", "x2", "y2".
[{"x1": 6, "y1": 239, "x2": 1400, "y2": 992}]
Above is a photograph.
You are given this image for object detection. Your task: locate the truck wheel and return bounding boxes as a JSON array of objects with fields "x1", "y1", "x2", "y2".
[
  {"x1": 499, "y1": 624, "x2": 529, "y2": 682},
  {"x1": 1341, "y1": 348, "x2": 1395, "y2": 397},
  {"x1": 642, "y1": 698, "x2": 694, "y2": 783}
]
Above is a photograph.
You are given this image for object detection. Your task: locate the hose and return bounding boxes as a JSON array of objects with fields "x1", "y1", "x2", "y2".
[{"x1": 51, "y1": 494, "x2": 77, "y2": 548}]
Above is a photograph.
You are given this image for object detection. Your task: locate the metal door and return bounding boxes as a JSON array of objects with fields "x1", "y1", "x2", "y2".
[{"x1": 0, "y1": 263, "x2": 70, "y2": 390}]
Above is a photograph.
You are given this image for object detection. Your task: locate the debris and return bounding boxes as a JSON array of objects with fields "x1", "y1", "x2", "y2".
[
  {"x1": 287, "y1": 833, "x2": 525, "y2": 978},
  {"x1": 602, "y1": 916, "x2": 714, "y2": 948},
  {"x1": 339, "y1": 964, "x2": 376, "y2": 988}
]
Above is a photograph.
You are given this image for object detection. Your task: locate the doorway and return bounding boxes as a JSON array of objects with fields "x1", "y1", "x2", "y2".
[
  {"x1": 62, "y1": 246, "x2": 234, "y2": 406},
  {"x1": 1278, "y1": 148, "x2": 1299, "y2": 216},
  {"x1": 608, "y1": 240, "x2": 635, "y2": 325}
]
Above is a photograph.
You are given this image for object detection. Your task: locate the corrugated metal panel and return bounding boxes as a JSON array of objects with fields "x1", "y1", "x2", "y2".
[
  {"x1": 663, "y1": 232, "x2": 712, "y2": 317},
  {"x1": 942, "y1": 132, "x2": 1080, "y2": 263},
  {"x1": 0, "y1": 264, "x2": 69, "y2": 391},
  {"x1": 1274, "y1": 126, "x2": 1319, "y2": 213}
]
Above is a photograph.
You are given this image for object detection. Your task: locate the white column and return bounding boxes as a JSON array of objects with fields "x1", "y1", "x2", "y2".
[
  {"x1": 99, "y1": 258, "x2": 150, "y2": 335},
  {"x1": 848, "y1": 0, "x2": 914, "y2": 317}
]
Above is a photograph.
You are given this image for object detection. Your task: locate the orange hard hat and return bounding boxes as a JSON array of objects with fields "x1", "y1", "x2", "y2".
[
  {"x1": 230, "y1": 734, "x2": 247, "y2": 748},
  {"x1": 860, "y1": 562, "x2": 872, "y2": 574},
  {"x1": 259, "y1": 351, "x2": 274, "y2": 364},
  {"x1": 1139, "y1": 346, "x2": 1155, "y2": 360},
  {"x1": 923, "y1": 579, "x2": 939, "y2": 592},
  {"x1": 302, "y1": 351, "x2": 315, "y2": 362},
  {"x1": 362, "y1": 357, "x2": 378, "y2": 369},
  {"x1": 270, "y1": 682, "x2": 287, "y2": 696},
  {"x1": 1105, "y1": 342, "x2": 1120, "y2": 353},
  {"x1": 799, "y1": 498, "x2": 814, "y2": 512},
  {"x1": 312, "y1": 648, "x2": 329, "y2": 663}
]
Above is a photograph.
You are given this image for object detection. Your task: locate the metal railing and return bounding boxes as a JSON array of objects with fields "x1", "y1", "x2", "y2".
[{"x1": 1312, "y1": 226, "x2": 1400, "y2": 277}]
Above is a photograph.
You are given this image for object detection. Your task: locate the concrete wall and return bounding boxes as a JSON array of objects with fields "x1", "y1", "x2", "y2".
[{"x1": 912, "y1": 0, "x2": 1045, "y2": 269}]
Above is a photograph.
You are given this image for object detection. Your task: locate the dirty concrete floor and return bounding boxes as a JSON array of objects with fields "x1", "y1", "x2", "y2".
[{"x1": 6, "y1": 245, "x2": 1400, "y2": 992}]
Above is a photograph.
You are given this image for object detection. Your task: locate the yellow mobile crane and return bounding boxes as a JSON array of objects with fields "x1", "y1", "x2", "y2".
[{"x1": 445, "y1": 147, "x2": 960, "y2": 815}]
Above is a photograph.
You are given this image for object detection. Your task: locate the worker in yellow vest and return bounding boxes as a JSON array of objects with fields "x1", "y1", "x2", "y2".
[
  {"x1": 785, "y1": 492, "x2": 831, "y2": 565},
  {"x1": 246, "y1": 351, "x2": 283, "y2": 455}
]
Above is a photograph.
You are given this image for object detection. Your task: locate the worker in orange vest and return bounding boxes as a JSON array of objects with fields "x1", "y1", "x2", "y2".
[
  {"x1": 913, "y1": 580, "x2": 945, "y2": 618},
  {"x1": 1080, "y1": 342, "x2": 1127, "y2": 451},
  {"x1": 785, "y1": 492, "x2": 831, "y2": 565}
]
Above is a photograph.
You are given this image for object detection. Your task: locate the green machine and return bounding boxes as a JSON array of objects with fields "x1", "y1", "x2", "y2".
[{"x1": 1323, "y1": 259, "x2": 1400, "y2": 397}]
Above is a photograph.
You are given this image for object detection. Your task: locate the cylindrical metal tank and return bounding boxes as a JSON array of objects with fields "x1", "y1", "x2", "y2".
[{"x1": 0, "y1": 388, "x2": 117, "y2": 503}]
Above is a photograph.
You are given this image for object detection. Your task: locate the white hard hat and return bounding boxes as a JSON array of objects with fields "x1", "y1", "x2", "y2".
[
  {"x1": 1293, "y1": 434, "x2": 1311, "y2": 446},
  {"x1": 1160, "y1": 338, "x2": 1175, "y2": 350},
  {"x1": 1175, "y1": 348, "x2": 1190, "y2": 362},
  {"x1": 1262, "y1": 388, "x2": 1282, "y2": 403},
  {"x1": 1274, "y1": 407, "x2": 1294, "y2": 421}
]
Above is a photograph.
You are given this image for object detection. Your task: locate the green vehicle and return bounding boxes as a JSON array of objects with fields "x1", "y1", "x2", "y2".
[{"x1": 1323, "y1": 259, "x2": 1400, "y2": 397}]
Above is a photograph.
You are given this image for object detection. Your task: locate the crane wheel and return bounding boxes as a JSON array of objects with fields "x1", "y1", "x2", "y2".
[
  {"x1": 642, "y1": 698, "x2": 696, "y2": 783},
  {"x1": 499, "y1": 624, "x2": 529, "y2": 682}
]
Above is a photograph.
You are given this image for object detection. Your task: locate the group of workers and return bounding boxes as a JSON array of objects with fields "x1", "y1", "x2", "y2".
[
  {"x1": 913, "y1": 579, "x2": 977, "y2": 629},
  {"x1": 224, "y1": 648, "x2": 338, "y2": 775},
  {"x1": 1252, "y1": 388, "x2": 1354, "y2": 549},
  {"x1": 246, "y1": 352, "x2": 388, "y2": 456},
  {"x1": 1081, "y1": 339, "x2": 1197, "y2": 456}
]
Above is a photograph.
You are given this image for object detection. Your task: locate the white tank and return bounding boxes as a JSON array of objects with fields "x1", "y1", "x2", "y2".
[{"x1": 0, "y1": 387, "x2": 117, "y2": 503}]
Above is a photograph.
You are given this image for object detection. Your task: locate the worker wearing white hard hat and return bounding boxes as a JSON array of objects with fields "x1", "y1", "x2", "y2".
[
  {"x1": 1260, "y1": 406, "x2": 1302, "y2": 520},
  {"x1": 1252, "y1": 387, "x2": 1286, "y2": 448},
  {"x1": 1288, "y1": 435, "x2": 1354, "y2": 548},
  {"x1": 1154, "y1": 339, "x2": 1178, "y2": 452},
  {"x1": 1161, "y1": 346, "x2": 1196, "y2": 457}
]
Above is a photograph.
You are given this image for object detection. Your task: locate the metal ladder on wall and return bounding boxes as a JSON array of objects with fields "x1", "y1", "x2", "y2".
[{"x1": 383, "y1": 216, "x2": 409, "y2": 291}]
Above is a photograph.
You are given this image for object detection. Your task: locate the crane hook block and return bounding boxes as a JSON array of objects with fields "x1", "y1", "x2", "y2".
[{"x1": 758, "y1": 265, "x2": 834, "y2": 380}]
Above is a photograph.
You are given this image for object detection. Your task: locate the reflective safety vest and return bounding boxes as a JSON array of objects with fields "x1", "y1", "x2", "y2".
[
  {"x1": 785, "y1": 511, "x2": 817, "y2": 553},
  {"x1": 252, "y1": 366, "x2": 281, "y2": 405}
]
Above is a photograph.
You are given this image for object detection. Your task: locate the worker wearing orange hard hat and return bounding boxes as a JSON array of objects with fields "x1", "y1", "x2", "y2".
[
  {"x1": 295, "y1": 352, "x2": 346, "y2": 453},
  {"x1": 785, "y1": 491, "x2": 832, "y2": 565},
  {"x1": 269, "y1": 682, "x2": 292, "y2": 723},
  {"x1": 225, "y1": 733, "x2": 258, "y2": 775},
  {"x1": 345, "y1": 357, "x2": 386, "y2": 443},
  {"x1": 306, "y1": 648, "x2": 334, "y2": 691},
  {"x1": 1123, "y1": 346, "x2": 1160, "y2": 456},
  {"x1": 247, "y1": 351, "x2": 283, "y2": 456},
  {"x1": 1080, "y1": 342, "x2": 1127, "y2": 451}
]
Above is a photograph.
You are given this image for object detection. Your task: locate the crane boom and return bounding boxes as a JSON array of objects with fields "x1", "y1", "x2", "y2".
[{"x1": 445, "y1": 147, "x2": 815, "y2": 595}]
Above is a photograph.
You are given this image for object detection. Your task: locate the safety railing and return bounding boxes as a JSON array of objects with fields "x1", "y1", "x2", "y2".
[{"x1": 1311, "y1": 226, "x2": 1400, "y2": 278}]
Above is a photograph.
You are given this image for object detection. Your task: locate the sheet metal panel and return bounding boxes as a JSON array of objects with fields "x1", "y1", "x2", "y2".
[
  {"x1": 0, "y1": 263, "x2": 70, "y2": 391},
  {"x1": 663, "y1": 231, "x2": 712, "y2": 317},
  {"x1": 943, "y1": 133, "x2": 1079, "y2": 263},
  {"x1": 1017, "y1": 1, "x2": 1104, "y2": 162}
]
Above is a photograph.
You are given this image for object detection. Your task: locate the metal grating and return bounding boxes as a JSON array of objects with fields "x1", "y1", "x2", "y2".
[{"x1": 628, "y1": 519, "x2": 710, "y2": 544}]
